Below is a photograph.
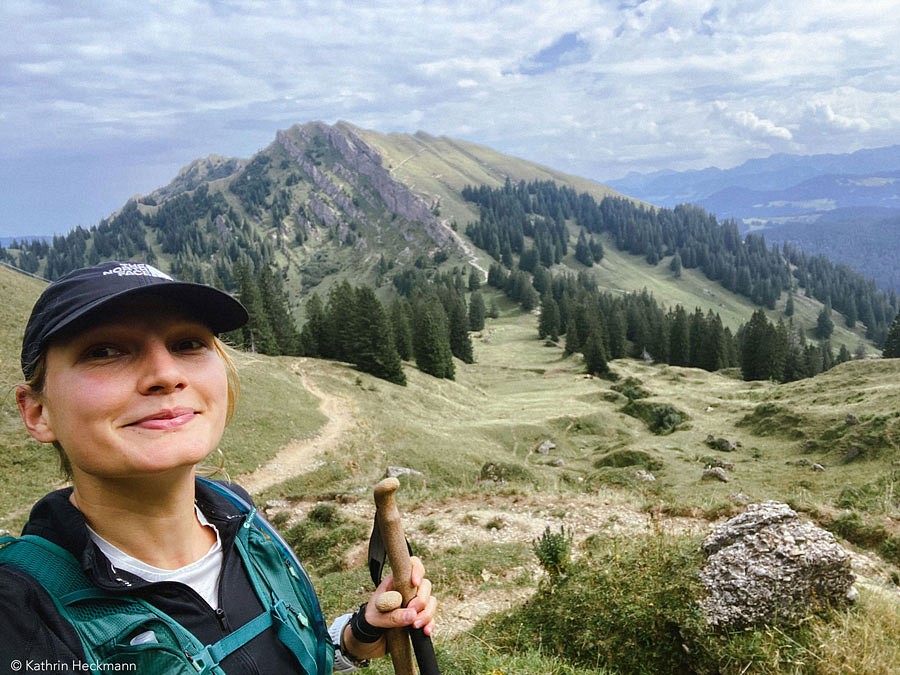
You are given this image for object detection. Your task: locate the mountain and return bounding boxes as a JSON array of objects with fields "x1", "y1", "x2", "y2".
[
  {"x1": 0, "y1": 121, "x2": 890, "y2": 355},
  {"x1": 606, "y1": 145, "x2": 900, "y2": 291},
  {"x1": 606, "y1": 145, "x2": 900, "y2": 211}
]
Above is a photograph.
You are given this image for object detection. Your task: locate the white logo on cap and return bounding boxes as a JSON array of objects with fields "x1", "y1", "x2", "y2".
[{"x1": 102, "y1": 263, "x2": 173, "y2": 280}]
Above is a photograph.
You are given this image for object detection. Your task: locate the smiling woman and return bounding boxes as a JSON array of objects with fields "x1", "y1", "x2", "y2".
[{"x1": 0, "y1": 261, "x2": 437, "y2": 674}]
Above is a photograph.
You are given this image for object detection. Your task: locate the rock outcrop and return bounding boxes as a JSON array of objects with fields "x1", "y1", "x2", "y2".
[{"x1": 700, "y1": 501, "x2": 855, "y2": 627}]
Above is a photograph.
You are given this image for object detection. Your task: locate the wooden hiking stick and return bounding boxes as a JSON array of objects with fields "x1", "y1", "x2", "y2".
[{"x1": 373, "y1": 477, "x2": 440, "y2": 675}]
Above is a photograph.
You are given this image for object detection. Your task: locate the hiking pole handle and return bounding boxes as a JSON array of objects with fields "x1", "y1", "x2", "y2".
[{"x1": 374, "y1": 477, "x2": 441, "y2": 675}]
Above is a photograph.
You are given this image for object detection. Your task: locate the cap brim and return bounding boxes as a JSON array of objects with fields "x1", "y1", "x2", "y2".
[{"x1": 45, "y1": 282, "x2": 249, "y2": 345}]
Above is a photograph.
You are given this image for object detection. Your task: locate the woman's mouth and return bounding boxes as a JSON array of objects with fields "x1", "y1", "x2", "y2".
[{"x1": 130, "y1": 408, "x2": 197, "y2": 430}]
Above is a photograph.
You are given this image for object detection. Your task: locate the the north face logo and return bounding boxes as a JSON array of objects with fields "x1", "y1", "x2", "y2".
[{"x1": 102, "y1": 263, "x2": 172, "y2": 280}]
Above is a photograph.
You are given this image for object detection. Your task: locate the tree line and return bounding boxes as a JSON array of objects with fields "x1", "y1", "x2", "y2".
[
  {"x1": 295, "y1": 268, "x2": 485, "y2": 384},
  {"x1": 461, "y1": 178, "x2": 897, "y2": 346}
]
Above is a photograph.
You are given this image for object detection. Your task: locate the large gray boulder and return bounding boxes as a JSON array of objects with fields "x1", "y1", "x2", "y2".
[{"x1": 699, "y1": 501, "x2": 856, "y2": 627}]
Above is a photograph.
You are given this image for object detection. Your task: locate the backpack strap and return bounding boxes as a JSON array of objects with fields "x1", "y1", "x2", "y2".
[
  {"x1": 197, "y1": 477, "x2": 334, "y2": 673},
  {"x1": 0, "y1": 534, "x2": 207, "y2": 667}
]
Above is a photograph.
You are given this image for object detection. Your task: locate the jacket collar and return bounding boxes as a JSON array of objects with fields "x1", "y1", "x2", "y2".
[{"x1": 21, "y1": 479, "x2": 251, "y2": 592}]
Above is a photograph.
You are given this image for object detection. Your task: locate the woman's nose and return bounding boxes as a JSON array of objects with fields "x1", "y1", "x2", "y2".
[{"x1": 138, "y1": 342, "x2": 187, "y2": 393}]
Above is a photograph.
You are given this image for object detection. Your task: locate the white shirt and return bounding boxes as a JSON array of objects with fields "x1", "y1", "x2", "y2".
[{"x1": 86, "y1": 505, "x2": 223, "y2": 609}]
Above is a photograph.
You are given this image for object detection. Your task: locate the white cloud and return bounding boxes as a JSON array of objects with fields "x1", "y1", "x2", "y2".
[{"x1": 3, "y1": 0, "x2": 900, "y2": 234}]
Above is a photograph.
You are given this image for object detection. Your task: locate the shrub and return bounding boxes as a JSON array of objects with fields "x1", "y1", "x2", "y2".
[
  {"x1": 611, "y1": 376, "x2": 650, "y2": 401},
  {"x1": 622, "y1": 400, "x2": 689, "y2": 435},
  {"x1": 532, "y1": 526, "x2": 573, "y2": 579},
  {"x1": 284, "y1": 505, "x2": 368, "y2": 575},
  {"x1": 594, "y1": 448, "x2": 664, "y2": 471},
  {"x1": 488, "y1": 533, "x2": 705, "y2": 673},
  {"x1": 827, "y1": 510, "x2": 889, "y2": 549}
]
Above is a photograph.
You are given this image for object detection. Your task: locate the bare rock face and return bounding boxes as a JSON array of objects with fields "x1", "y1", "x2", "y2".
[{"x1": 699, "y1": 501, "x2": 855, "y2": 628}]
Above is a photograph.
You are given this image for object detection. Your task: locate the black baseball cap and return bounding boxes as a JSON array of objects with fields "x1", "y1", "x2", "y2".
[{"x1": 21, "y1": 261, "x2": 248, "y2": 378}]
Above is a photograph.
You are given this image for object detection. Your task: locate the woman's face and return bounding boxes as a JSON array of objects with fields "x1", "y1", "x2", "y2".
[{"x1": 20, "y1": 298, "x2": 230, "y2": 482}]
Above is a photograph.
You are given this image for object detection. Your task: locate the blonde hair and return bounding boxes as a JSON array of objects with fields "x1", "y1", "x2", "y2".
[{"x1": 23, "y1": 336, "x2": 240, "y2": 479}]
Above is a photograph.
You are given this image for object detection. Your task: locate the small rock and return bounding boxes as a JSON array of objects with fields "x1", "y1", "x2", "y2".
[
  {"x1": 536, "y1": 439, "x2": 556, "y2": 455},
  {"x1": 702, "y1": 467, "x2": 730, "y2": 483}
]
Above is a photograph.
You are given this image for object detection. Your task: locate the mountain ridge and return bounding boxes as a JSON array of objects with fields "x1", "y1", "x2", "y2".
[{"x1": 0, "y1": 121, "x2": 889, "y2": 353}]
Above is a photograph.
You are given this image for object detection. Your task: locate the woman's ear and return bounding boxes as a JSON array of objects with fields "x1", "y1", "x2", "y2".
[{"x1": 16, "y1": 384, "x2": 57, "y2": 443}]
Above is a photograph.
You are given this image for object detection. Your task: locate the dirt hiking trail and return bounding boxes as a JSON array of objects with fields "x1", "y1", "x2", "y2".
[{"x1": 237, "y1": 360, "x2": 355, "y2": 494}]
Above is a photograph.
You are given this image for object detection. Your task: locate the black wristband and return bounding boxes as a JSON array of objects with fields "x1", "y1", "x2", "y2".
[{"x1": 349, "y1": 602, "x2": 387, "y2": 644}]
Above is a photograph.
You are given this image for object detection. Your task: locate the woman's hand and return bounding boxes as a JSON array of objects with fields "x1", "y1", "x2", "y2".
[{"x1": 341, "y1": 556, "x2": 437, "y2": 661}]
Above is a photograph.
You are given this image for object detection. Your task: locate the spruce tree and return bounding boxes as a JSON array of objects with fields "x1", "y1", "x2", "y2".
[
  {"x1": 390, "y1": 299, "x2": 414, "y2": 361},
  {"x1": 574, "y1": 230, "x2": 593, "y2": 266},
  {"x1": 815, "y1": 300, "x2": 835, "y2": 340},
  {"x1": 468, "y1": 291, "x2": 486, "y2": 331},
  {"x1": 538, "y1": 293, "x2": 560, "y2": 341},
  {"x1": 235, "y1": 262, "x2": 278, "y2": 355},
  {"x1": 668, "y1": 306, "x2": 690, "y2": 366},
  {"x1": 582, "y1": 331, "x2": 610, "y2": 375},
  {"x1": 323, "y1": 280, "x2": 358, "y2": 361},
  {"x1": 443, "y1": 290, "x2": 474, "y2": 364},
  {"x1": 669, "y1": 251, "x2": 683, "y2": 279},
  {"x1": 413, "y1": 297, "x2": 455, "y2": 379},
  {"x1": 299, "y1": 293, "x2": 326, "y2": 357},
  {"x1": 352, "y1": 286, "x2": 406, "y2": 385},
  {"x1": 259, "y1": 266, "x2": 301, "y2": 355},
  {"x1": 740, "y1": 309, "x2": 775, "y2": 381},
  {"x1": 883, "y1": 313, "x2": 900, "y2": 358}
]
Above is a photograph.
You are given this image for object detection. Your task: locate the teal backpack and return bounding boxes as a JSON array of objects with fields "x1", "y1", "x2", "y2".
[{"x1": 0, "y1": 478, "x2": 334, "y2": 674}]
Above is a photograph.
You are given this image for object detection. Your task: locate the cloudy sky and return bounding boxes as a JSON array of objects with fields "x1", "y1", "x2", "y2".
[{"x1": 3, "y1": 1, "x2": 900, "y2": 237}]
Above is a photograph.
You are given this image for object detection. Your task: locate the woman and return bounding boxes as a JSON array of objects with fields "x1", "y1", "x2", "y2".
[{"x1": 0, "y1": 261, "x2": 436, "y2": 673}]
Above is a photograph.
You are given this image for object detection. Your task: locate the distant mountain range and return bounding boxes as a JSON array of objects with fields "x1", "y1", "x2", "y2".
[{"x1": 606, "y1": 145, "x2": 900, "y2": 292}]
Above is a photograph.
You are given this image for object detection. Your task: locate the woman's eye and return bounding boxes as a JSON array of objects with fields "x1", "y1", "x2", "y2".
[
  {"x1": 84, "y1": 345, "x2": 123, "y2": 359},
  {"x1": 175, "y1": 338, "x2": 208, "y2": 352}
]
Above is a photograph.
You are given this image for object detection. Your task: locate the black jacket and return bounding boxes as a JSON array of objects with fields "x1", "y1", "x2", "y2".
[{"x1": 0, "y1": 479, "x2": 317, "y2": 674}]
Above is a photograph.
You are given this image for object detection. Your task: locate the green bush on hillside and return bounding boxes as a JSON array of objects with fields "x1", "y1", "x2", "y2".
[
  {"x1": 283, "y1": 506, "x2": 368, "y2": 575},
  {"x1": 610, "y1": 376, "x2": 651, "y2": 401},
  {"x1": 482, "y1": 532, "x2": 704, "y2": 673},
  {"x1": 622, "y1": 400, "x2": 689, "y2": 435},
  {"x1": 594, "y1": 448, "x2": 664, "y2": 471},
  {"x1": 471, "y1": 531, "x2": 885, "y2": 674}
]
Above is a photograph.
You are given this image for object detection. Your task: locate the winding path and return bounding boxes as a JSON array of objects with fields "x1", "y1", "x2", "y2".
[{"x1": 237, "y1": 361, "x2": 355, "y2": 494}]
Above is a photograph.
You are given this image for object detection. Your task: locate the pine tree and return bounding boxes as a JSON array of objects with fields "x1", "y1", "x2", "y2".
[
  {"x1": 413, "y1": 297, "x2": 455, "y2": 379},
  {"x1": 669, "y1": 251, "x2": 683, "y2": 279},
  {"x1": 299, "y1": 293, "x2": 326, "y2": 357},
  {"x1": 815, "y1": 300, "x2": 835, "y2": 340},
  {"x1": 468, "y1": 291, "x2": 486, "y2": 331},
  {"x1": 564, "y1": 316, "x2": 581, "y2": 356},
  {"x1": 582, "y1": 331, "x2": 610, "y2": 375},
  {"x1": 259, "y1": 266, "x2": 301, "y2": 355},
  {"x1": 883, "y1": 313, "x2": 900, "y2": 358},
  {"x1": 668, "y1": 306, "x2": 690, "y2": 366},
  {"x1": 443, "y1": 290, "x2": 474, "y2": 364},
  {"x1": 740, "y1": 309, "x2": 776, "y2": 381},
  {"x1": 467, "y1": 268, "x2": 481, "y2": 292},
  {"x1": 352, "y1": 286, "x2": 406, "y2": 385},
  {"x1": 538, "y1": 293, "x2": 560, "y2": 341},
  {"x1": 323, "y1": 280, "x2": 358, "y2": 361},
  {"x1": 390, "y1": 299, "x2": 414, "y2": 361},
  {"x1": 574, "y1": 230, "x2": 593, "y2": 266},
  {"x1": 235, "y1": 262, "x2": 278, "y2": 354}
]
